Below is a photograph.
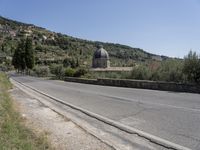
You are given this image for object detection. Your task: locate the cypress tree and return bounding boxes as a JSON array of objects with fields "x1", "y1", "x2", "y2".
[
  {"x1": 12, "y1": 39, "x2": 26, "y2": 72},
  {"x1": 12, "y1": 46, "x2": 20, "y2": 71},
  {"x1": 1, "y1": 44, "x2": 5, "y2": 52},
  {"x1": 25, "y1": 38, "x2": 35, "y2": 72},
  {"x1": 19, "y1": 39, "x2": 26, "y2": 72},
  {"x1": 12, "y1": 38, "x2": 35, "y2": 73}
]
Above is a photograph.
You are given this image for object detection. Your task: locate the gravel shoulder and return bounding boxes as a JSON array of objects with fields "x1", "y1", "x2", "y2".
[{"x1": 10, "y1": 86, "x2": 113, "y2": 150}]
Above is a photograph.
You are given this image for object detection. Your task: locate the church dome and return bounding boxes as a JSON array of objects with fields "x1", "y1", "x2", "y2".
[{"x1": 94, "y1": 45, "x2": 109, "y2": 59}]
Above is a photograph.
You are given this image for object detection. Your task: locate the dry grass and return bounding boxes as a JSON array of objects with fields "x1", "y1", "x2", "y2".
[{"x1": 0, "y1": 73, "x2": 52, "y2": 150}]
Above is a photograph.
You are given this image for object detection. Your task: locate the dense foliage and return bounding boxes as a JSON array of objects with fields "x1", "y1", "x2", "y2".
[
  {"x1": 82, "y1": 51, "x2": 200, "y2": 85},
  {"x1": 1, "y1": 16, "x2": 200, "y2": 85},
  {"x1": 127, "y1": 51, "x2": 200, "y2": 84},
  {"x1": 33, "y1": 66, "x2": 50, "y2": 77},
  {"x1": 0, "y1": 16, "x2": 164, "y2": 68},
  {"x1": 129, "y1": 59, "x2": 184, "y2": 82},
  {"x1": 12, "y1": 38, "x2": 35, "y2": 72},
  {"x1": 183, "y1": 51, "x2": 200, "y2": 84}
]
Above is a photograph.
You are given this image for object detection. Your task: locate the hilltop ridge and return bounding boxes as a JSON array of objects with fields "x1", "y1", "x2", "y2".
[{"x1": 0, "y1": 16, "x2": 167, "y2": 67}]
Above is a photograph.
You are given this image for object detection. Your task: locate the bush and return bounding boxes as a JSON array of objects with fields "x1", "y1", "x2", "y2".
[
  {"x1": 33, "y1": 66, "x2": 50, "y2": 77},
  {"x1": 63, "y1": 57, "x2": 79, "y2": 68},
  {"x1": 65, "y1": 68, "x2": 76, "y2": 77},
  {"x1": 63, "y1": 57, "x2": 71, "y2": 68},
  {"x1": 130, "y1": 65, "x2": 151, "y2": 80},
  {"x1": 0, "y1": 63, "x2": 14, "y2": 72},
  {"x1": 153, "y1": 59, "x2": 184, "y2": 82},
  {"x1": 50, "y1": 64, "x2": 65, "y2": 79},
  {"x1": 74, "y1": 68, "x2": 88, "y2": 77},
  {"x1": 49, "y1": 64, "x2": 57, "y2": 74},
  {"x1": 183, "y1": 51, "x2": 200, "y2": 84},
  {"x1": 0, "y1": 64, "x2": 7, "y2": 71}
]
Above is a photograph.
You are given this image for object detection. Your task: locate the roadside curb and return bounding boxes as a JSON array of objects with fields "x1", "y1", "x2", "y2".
[{"x1": 10, "y1": 78, "x2": 191, "y2": 150}]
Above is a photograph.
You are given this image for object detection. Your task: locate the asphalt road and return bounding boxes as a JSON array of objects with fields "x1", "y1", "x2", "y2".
[{"x1": 11, "y1": 75, "x2": 200, "y2": 150}]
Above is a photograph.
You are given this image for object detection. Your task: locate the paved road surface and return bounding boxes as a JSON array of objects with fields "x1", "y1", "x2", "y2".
[{"x1": 11, "y1": 75, "x2": 200, "y2": 149}]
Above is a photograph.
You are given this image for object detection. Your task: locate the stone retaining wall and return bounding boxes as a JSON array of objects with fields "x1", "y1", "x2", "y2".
[
  {"x1": 64, "y1": 77, "x2": 200, "y2": 93},
  {"x1": 64, "y1": 77, "x2": 97, "y2": 85}
]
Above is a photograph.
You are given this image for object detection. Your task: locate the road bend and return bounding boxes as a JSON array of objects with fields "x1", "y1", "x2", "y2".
[{"x1": 11, "y1": 75, "x2": 200, "y2": 150}]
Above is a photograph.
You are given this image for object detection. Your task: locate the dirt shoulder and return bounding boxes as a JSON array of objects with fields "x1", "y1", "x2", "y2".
[
  {"x1": 10, "y1": 86, "x2": 113, "y2": 150},
  {"x1": 0, "y1": 73, "x2": 51, "y2": 150}
]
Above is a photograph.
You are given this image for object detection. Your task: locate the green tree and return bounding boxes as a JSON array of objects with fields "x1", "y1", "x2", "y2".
[
  {"x1": 70, "y1": 58, "x2": 77, "y2": 68},
  {"x1": 76, "y1": 58, "x2": 80, "y2": 68},
  {"x1": 63, "y1": 57, "x2": 71, "y2": 68},
  {"x1": 74, "y1": 67, "x2": 88, "y2": 77},
  {"x1": 12, "y1": 41, "x2": 25, "y2": 72},
  {"x1": 1, "y1": 44, "x2": 5, "y2": 52},
  {"x1": 183, "y1": 51, "x2": 200, "y2": 84},
  {"x1": 65, "y1": 68, "x2": 76, "y2": 77},
  {"x1": 12, "y1": 38, "x2": 35, "y2": 73},
  {"x1": 63, "y1": 57, "x2": 79, "y2": 68},
  {"x1": 18, "y1": 39, "x2": 26, "y2": 72},
  {"x1": 130, "y1": 65, "x2": 151, "y2": 80},
  {"x1": 25, "y1": 38, "x2": 35, "y2": 73},
  {"x1": 154, "y1": 59, "x2": 184, "y2": 82},
  {"x1": 50, "y1": 64, "x2": 65, "y2": 79},
  {"x1": 12, "y1": 47, "x2": 20, "y2": 71},
  {"x1": 33, "y1": 66, "x2": 50, "y2": 77}
]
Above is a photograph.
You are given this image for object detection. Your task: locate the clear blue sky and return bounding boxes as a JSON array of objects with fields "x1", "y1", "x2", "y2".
[{"x1": 1, "y1": 0, "x2": 200, "y2": 58}]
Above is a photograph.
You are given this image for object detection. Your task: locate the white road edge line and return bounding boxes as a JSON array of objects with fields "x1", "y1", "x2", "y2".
[{"x1": 10, "y1": 78, "x2": 191, "y2": 150}]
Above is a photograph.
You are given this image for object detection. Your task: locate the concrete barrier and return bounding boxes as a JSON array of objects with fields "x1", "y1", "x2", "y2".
[{"x1": 64, "y1": 77, "x2": 200, "y2": 93}]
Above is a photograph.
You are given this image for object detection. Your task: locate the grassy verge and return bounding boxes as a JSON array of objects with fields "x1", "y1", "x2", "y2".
[{"x1": 0, "y1": 73, "x2": 51, "y2": 150}]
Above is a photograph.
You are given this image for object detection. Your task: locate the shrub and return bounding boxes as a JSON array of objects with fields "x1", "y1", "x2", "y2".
[
  {"x1": 49, "y1": 64, "x2": 65, "y2": 79},
  {"x1": 0, "y1": 64, "x2": 8, "y2": 71},
  {"x1": 183, "y1": 51, "x2": 200, "y2": 84},
  {"x1": 33, "y1": 66, "x2": 50, "y2": 77},
  {"x1": 155, "y1": 59, "x2": 184, "y2": 82},
  {"x1": 49, "y1": 64, "x2": 57, "y2": 74},
  {"x1": 65, "y1": 68, "x2": 76, "y2": 77},
  {"x1": 74, "y1": 68, "x2": 88, "y2": 77},
  {"x1": 130, "y1": 65, "x2": 151, "y2": 80},
  {"x1": 63, "y1": 57, "x2": 71, "y2": 68},
  {"x1": 63, "y1": 57, "x2": 79, "y2": 68}
]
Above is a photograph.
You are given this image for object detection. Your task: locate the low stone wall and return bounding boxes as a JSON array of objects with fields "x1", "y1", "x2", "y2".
[
  {"x1": 64, "y1": 77, "x2": 97, "y2": 85},
  {"x1": 97, "y1": 78, "x2": 200, "y2": 93},
  {"x1": 64, "y1": 77, "x2": 200, "y2": 93},
  {"x1": 90, "y1": 67, "x2": 132, "y2": 72}
]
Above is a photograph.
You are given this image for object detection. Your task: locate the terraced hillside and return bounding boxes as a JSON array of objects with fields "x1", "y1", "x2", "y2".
[{"x1": 0, "y1": 16, "x2": 167, "y2": 67}]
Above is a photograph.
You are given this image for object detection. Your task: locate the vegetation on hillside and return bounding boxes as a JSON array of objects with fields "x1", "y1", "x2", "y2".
[
  {"x1": 127, "y1": 51, "x2": 200, "y2": 84},
  {"x1": 0, "y1": 16, "x2": 165, "y2": 68},
  {"x1": 0, "y1": 16, "x2": 200, "y2": 85},
  {"x1": 183, "y1": 51, "x2": 200, "y2": 84}
]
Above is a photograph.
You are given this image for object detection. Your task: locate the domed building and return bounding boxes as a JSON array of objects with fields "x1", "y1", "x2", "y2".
[{"x1": 92, "y1": 45, "x2": 110, "y2": 68}]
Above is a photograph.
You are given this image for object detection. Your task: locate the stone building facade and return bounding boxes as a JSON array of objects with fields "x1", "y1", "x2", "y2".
[{"x1": 92, "y1": 45, "x2": 110, "y2": 68}]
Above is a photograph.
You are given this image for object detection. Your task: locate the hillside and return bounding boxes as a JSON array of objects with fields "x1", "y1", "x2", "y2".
[{"x1": 0, "y1": 16, "x2": 167, "y2": 67}]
